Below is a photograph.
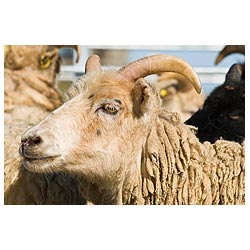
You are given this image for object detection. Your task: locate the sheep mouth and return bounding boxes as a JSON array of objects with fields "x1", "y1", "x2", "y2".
[
  {"x1": 24, "y1": 155, "x2": 60, "y2": 162},
  {"x1": 22, "y1": 155, "x2": 62, "y2": 173}
]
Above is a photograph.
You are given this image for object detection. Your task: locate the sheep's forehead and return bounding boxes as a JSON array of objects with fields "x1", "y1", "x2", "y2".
[
  {"x1": 91, "y1": 82, "x2": 133, "y2": 99},
  {"x1": 72, "y1": 72, "x2": 134, "y2": 102}
]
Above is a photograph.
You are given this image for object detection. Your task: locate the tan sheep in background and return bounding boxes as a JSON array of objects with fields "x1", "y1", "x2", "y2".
[
  {"x1": 155, "y1": 72, "x2": 205, "y2": 122},
  {"x1": 19, "y1": 54, "x2": 245, "y2": 205},
  {"x1": 4, "y1": 45, "x2": 85, "y2": 205},
  {"x1": 5, "y1": 45, "x2": 61, "y2": 112}
]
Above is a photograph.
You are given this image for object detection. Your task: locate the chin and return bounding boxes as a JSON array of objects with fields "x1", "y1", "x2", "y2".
[{"x1": 22, "y1": 156, "x2": 64, "y2": 174}]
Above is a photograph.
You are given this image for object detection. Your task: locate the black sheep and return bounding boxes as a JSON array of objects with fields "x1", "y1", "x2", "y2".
[{"x1": 186, "y1": 62, "x2": 245, "y2": 143}]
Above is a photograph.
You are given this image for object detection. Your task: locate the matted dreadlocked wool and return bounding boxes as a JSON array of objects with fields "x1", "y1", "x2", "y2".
[{"x1": 141, "y1": 110, "x2": 244, "y2": 205}]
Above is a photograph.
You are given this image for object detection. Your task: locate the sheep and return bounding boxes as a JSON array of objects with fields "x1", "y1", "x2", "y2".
[
  {"x1": 155, "y1": 72, "x2": 205, "y2": 122},
  {"x1": 4, "y1": 45, "x2": 80, "y2": 112},
  {"x1": 185, "y1": 45, "x2": 245, "y2": 143},
  {"x1": 4, "y1": 45, "x2": 85, "y2": 205},
  {"x1": 19, "y1": 54, "x2": 245, "y2": 205}
]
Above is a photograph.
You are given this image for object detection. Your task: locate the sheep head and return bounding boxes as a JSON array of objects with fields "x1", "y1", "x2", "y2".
[
  {"x1": 20, "y1": 54, "x2": 201, "y2": 202},
  {"x1": 19, "y1": 71, "x2": 159, "y2": 174},
  {"x1": 156, "y1": 72, "x2": 195, "y2": 106},
  {"x1": 4, "y1": 45, "x2": 80, "y2": 70},
  {"x1": 4, "y1": 45, "x2": 80, "y2": 111}
]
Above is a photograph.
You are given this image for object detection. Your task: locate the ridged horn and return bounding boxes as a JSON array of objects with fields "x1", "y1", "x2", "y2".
[
  {"x1": 158, "y1": 72, "x2": 193, "y2": 91},
  {"x1": 118, "y1": 54, "x2": 201, "y2": 94},
  {"x1": 215, "y1": 45, "x2": 245, "y2": 65},
  {"x1": 85, "y1": 54, "x2": 101, "y2": 73}
]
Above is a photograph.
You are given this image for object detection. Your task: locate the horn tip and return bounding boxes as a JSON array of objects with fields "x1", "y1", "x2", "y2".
[
  {"x1": 195, "y1": 84, "x2": 202, "y2": 94},
  {"x1": 215, "y1": 57, "x2": 221, "y2": 65}
]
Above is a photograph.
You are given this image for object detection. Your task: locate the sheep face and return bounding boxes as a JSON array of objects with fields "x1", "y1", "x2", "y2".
[
  {"x1": 5, "y1": 46, "x2": 58, "y2": 71},
  {"x1": 186, "y1": 63, "x2": 245, "y2": 143},
  {"x1": 5, "y1": 45, "x2": 80, "y2": 71},
  {"x1": 4, "y1": 45, "x2": 79, "y2": 111},
  {"x1": 157, "y1": 72, "x2": 192, "y2": 98},
  {"x1": 20, "y1": 71, "x2": 159, "y2": 179},
  {"x1": 156, "y1": 72, "x2": 204, "y2": 122}
]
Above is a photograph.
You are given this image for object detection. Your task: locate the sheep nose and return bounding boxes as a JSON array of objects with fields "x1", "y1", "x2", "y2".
[
  {"x1": 19, "y1": 134, "x2": 43, "y2": 156},
  {"x1": 21, "y1": 135, "x2": 43, "y2": 147}
]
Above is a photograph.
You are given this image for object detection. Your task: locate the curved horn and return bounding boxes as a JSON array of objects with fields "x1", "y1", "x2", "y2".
[
  {"x1": 118, "y1": 54, "x2": 201, "y2": 93},
  {"x1": 215, "y1": 45, "x2": 245, "y2": 65},
  {"x1": 85, "y1": 54, "x2": 101, "y2": 73},
  {"x1": 158, "y1": 72, "x2": 193, "y2": 91}
]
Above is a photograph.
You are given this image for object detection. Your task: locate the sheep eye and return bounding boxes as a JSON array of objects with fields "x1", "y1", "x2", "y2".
[
  {"x1": 39, "y1": 54, "x2": 51, "y2": 69},
  {"x1": 102, "y1": 103, "x2": 119, "y2": 114},
  {"x1": 160, "y1": 88, "x2": 168, "y2": 97}
]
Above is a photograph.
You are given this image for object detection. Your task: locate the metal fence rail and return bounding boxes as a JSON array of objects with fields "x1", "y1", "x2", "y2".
[{"x1": 57, "y1": 45, "x2": 245, "y2": 95}]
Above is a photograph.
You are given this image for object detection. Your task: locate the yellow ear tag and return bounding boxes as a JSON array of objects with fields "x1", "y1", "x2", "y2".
[
  {"x1": 39, "y1": 54, "x2": 51, "y2": 69},
  {"x1": 160, "y1": 89, "x2": 168, "y2": 97}
]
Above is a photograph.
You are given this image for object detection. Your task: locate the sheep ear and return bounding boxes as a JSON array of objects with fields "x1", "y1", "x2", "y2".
[{"x1": 133, "y1": 78, "x2": 156, "y2": 117}]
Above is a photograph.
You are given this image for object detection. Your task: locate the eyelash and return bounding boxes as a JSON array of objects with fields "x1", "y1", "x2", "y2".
[{"x1": 97, "y1": 103, "x2": 120, "y2": 115}]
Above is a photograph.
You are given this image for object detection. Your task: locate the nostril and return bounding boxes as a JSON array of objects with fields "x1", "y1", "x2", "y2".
[
  {"x1": 21, "y1": 137, "x2": 27, "y2": 144},
  {"x1": 32, "y1": 136, "x2": 42, "y2": 145},
  {"x1": 21, "y1": 135, "x2": 43, "y2": 147}
]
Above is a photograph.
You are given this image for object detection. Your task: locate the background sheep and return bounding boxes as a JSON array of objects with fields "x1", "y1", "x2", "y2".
[
  {"x1": 19, "y1": 54, "x2": 245, "y2": 205},
  {"x1": 155, "y1": 72, "x2": 205, "y2": 122},
  {"x1": 185, "y1": 45, "x2": 245, "y2": 143},
  {"x1": 4, "y1": 45, "x2": 85, "y2": 205}
]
